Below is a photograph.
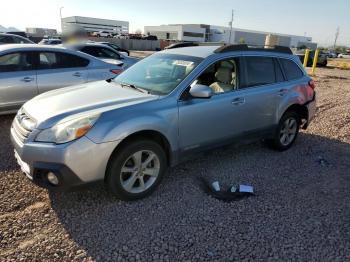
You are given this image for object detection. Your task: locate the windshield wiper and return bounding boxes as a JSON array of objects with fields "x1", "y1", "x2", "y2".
[{"x1": 120, "y1": 83, "x2": 149, "y2": 94}]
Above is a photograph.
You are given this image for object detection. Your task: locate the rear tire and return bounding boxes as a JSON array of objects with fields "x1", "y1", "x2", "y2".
[
  {"x1": 266, "y1": 111, "x2": 300, "y2": 151},
  {"x1": 105, "y1": 139, "x2": 167, "y2": 201}
]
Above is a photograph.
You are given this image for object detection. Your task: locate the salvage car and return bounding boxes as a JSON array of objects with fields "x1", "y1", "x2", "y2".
[
  {"x1": 0, "y1": 44, "x2": 123, "y2": 114},
  {"x1": 11, "y1": 44, "x2": 316, "y2": 200}
]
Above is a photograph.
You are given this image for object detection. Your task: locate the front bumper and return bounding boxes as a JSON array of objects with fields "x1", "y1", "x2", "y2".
[{"x1": 11, "y1": 126, "x2": 120, "y2": 189}]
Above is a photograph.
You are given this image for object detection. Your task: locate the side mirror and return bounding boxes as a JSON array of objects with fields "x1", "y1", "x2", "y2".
[{"x1": 189, "y1": 84, "x2": 213, "y2": 99}]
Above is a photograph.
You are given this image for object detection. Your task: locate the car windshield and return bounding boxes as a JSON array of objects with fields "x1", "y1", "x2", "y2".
[{"x1": 113, "y1": 53, "x2": 202, "y2": 95}]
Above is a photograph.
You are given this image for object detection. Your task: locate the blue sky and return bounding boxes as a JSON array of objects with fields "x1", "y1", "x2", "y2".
[{"x1": 1, "y1": 0, "x2": 349, "y2": 46}]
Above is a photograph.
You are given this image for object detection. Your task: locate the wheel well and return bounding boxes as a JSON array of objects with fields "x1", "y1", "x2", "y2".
[
  {"x1": 110, "y1": 130, "x2": 172, "y2": 166},
  {"x1": 284, "y1": 104, "x2": 308, "y2": 127}
]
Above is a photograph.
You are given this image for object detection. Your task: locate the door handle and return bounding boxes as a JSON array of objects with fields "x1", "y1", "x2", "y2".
[
  {"x1": 277, "y1": 89, "x2": 288, "y2": 96},
  {"x1": 21, "y1": 77, "x2": 34, "y2": 82},
  {"x1": 73, "y1": 72, "x2": 82, "y2": 77},
  {"x1": 231, "y1": 97, "x2": 245, "y2": 105}
]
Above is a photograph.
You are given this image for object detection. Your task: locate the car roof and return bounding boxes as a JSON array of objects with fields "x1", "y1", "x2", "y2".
[{"x1": 0, "y1": 44, "x2": 67, "y2": 52}]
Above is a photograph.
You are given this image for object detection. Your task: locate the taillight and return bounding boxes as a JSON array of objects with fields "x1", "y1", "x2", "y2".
[
  {"x1": 308, "y1": 79, "x2": 316, "y2": 90},
  {"x1": 110, "y1": 69, "x2": 123, "y2": 75}
]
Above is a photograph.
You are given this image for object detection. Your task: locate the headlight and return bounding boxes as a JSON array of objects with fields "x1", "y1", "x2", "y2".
[{"x1": 35, "y1": 114, "x2": 100, "y2": 144}]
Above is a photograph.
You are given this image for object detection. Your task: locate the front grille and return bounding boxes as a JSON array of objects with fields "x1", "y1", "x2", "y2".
[{"x1": 12, "y1": 112, "x2": 36, "y2": 142}]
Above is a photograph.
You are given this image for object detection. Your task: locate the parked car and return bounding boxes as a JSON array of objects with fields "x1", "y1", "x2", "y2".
[
  {"x1": 0, "y1": 33, "x2": 34, "y2": 45},
  {"x1": 94, "y1": 41, "x2": 130, "y2": 56},
  {"x1": 92, "y1": 31, "x2": 112, "y2": 38},
  {"x1": 11, "y1": 44, "x2": 316, "y2": 200},
  {"x1": 38, "y1": 39, "x2": 62, "y2": 45},
  {"x1": 66, "y1": 42, "x2": 138, "y2": 68},
  {"x1": 0, "y1": 44, "x2": 123, "y2": 114},
  {"x1": 142, "y1": 35, "x2": 158, "y2": 40},
  {"x1": 295, "y1": 49, "x2": 327, "y2": 66},
  {"x1": 338, "y1": 53, "x2": 350, "y2": 58}
]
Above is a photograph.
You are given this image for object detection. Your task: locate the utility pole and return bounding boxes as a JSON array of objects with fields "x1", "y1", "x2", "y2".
[
  {"x1": 333, "y1": 26, "x2": 339, "y2": 50},
  {"x1": 59, "y1": 7, "x2": 64, "y2": 32},
  {"x1": 228, "y1": 9, "x2": 234, "y2": 44}
]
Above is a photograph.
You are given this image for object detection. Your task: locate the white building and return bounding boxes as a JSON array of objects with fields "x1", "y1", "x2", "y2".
[
  {"x1": 144, "y1": 24, "x2": 316, "y2": 48},
  {"x1": 210, "y1": 25, "x2": 315, "y2": 48},
  {"x1": 144, "y1": 24, "x2": 207, "y2": 42},
  {"x1": 62, "y1": 16, "x2": 129, "y2": 34}
]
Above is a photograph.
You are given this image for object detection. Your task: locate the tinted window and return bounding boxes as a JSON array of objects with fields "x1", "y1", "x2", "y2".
[
  {"x1": 280, "y1": 59, "x2": 304, "y2": 80},
  {"x1": 38, "y1": 52, "x2": 89, "y2": 69},
  {"x1": 81, "y1": 46, "x2": 120, "y2": 60},
  {"x1": 0, "y1": 35, "x2": 13, "y2": 44},
  {"x1": 244, "y1": 57, "x2": 275, "y2": 87},
  {"x1": 0, "y1": 52, "x2": 34, "y2": 72},
  {"x1": 12, "y1": 36, "x2": 32, "y2": 44}
]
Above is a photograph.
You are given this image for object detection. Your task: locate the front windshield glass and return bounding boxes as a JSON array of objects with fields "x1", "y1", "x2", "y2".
[{"x1": 114, "y1": 53, "x2": 203, "y2": 95}]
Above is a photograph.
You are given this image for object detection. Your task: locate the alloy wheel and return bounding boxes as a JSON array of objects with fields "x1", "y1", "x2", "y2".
[
  {"x1": 279, "y1": 117, "x2": 297, "y2": 146},
  {"x1": 120, "y1": 150, "x2": 160, "y2": 194}
]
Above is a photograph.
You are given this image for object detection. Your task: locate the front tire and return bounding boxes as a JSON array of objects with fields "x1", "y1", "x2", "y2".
[
  {"x1": 266, "y1": 111, "x2": 300, "y2": 151},
  {"x1": 106, "y1": 139, "x2": 167, "y2": 200}
]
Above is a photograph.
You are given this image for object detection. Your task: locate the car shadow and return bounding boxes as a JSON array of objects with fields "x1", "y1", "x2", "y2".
[
  {"x1": 48, "y1": 132, "x2": 350, "y2": 261},
  {"x1": 0, "y1": 114, "x2": 17, "y2": 173}
]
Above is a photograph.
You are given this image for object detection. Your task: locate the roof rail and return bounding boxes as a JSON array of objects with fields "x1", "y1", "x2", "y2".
[
  {"x1": 214, "y1": 44, "x2": 292, "y2": 54},
  {"x1": 164, "y1": 42, "x2": 223, "y2": 50}
]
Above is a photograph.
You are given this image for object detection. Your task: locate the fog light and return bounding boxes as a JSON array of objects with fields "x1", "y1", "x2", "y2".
[{"x1": 47, "y1": 172, "x2": 59, "y2": 185}]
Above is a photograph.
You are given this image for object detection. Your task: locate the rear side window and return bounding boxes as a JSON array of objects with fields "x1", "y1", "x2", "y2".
[
  {"x1": 0, "y1": 52, "x2": 34, "y2": 72},
  {"x1": 38, "y1": 52, "x2": 89, "y2": 69},
  {"x1": 81, "y1": 46, "x2": 120, "y2": 60},
  {"x1": 244, "y1": 56, "x2": 276, "y2": 87},
  {"x1": 279, "y1": 59, "x2": 304, "y2": 81}
]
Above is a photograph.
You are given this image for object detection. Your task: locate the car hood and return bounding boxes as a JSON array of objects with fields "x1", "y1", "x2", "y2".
[{"x1": 23, "y1": 81, "x2": 158, "y2": 129}]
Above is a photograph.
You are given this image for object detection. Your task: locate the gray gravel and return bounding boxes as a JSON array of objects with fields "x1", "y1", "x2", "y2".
[{"x1": 1, "y1": 67, "x2": 350, "y2": 261}]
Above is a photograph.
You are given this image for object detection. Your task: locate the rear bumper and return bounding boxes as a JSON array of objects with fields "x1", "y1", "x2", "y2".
[{"x1": 304, "y1": 92, "x2": 316, "y2": 128}]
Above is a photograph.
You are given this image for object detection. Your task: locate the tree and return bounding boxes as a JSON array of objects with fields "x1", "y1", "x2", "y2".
[{"x1": 134, "y1": 29, "x2": 142, "y2": 35}]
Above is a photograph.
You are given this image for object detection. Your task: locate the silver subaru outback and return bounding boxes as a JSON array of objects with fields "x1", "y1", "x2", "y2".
[{"x1": 11, "y1": 44, "x2": 316, "y2": 200}]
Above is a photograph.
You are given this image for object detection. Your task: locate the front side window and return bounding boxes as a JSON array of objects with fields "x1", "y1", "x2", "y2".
[
  {"x1": 38, "y1": 52, "x2": 89, "y2": 69},
  {"x1": 280, "y1": 58, "x2": 304, "y2": 81},
  {"x1": 244, "y1": 56, "x2": 276, "y2": 88},
  {"x1": 192, "y1": 58, "x2": 240, "y2": 94},
  {"x1": 0, "y1": 52, "x2": 34, "y2": 72},
  {"x1": 114, "y1": 54, "x2": 202, "y2": 95}
]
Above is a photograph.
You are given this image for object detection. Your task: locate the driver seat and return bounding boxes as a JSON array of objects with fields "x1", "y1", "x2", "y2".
[{"x1": 209, "y1": 67, "x2": 234, "y2": 93}]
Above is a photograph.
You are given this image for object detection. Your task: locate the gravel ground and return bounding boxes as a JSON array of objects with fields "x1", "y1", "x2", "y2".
[{"x1": 1, "y1": 67, "x2": 350, "y2": 261}]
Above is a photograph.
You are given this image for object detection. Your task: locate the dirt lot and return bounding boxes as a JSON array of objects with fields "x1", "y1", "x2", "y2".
[{"x1": 0, "y1": 67, "x2": 349, "y2": 261}]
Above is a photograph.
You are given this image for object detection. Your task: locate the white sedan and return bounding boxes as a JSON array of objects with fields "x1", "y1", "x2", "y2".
[{"x1": 338, "y1": 53, "x2": 350, "y2": 58}]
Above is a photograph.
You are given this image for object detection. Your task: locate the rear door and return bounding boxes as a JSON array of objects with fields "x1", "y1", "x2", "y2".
[
  {"x1": 0, "y1": 51, "x2": 37, "y2": 111},
  {"x1": 35, "y1": 51, "x2": 89, "y2": 94},
  {"x1": 237, "y1": 56, "x2": 285, "y2": 132}
]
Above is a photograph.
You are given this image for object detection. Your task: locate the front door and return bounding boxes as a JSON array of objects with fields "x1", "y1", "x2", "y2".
[{"x1": 178, "y1": 57, "x2": 248, "y2": 153}]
